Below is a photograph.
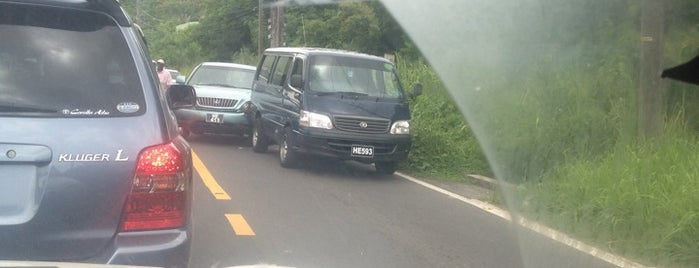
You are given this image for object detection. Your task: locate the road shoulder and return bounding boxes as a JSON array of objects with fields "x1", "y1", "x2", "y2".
[{"x1": 395, "y1": 171, "x2": 651, "y2": 268}]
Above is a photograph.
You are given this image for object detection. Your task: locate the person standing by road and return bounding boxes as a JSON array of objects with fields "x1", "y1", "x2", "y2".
[{"x1": 156, "y1": 59, "x2": 172, "y2": 93}]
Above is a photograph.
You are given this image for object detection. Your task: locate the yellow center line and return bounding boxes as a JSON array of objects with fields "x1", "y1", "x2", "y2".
[
  {"x1": 192, "y1": 150, "x2": 231, "y2": 200},
  {"x1": 225, "y1": 214, "x2": 256, "y2": 236}
]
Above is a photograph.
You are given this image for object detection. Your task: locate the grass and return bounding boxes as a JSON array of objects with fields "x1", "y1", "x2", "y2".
[
  {"x1": 396, "y1": 58, "x2": 492, "y2": 180},
  {"x1": 521, "y1": 121, "x2": 699, "y2": 267}
]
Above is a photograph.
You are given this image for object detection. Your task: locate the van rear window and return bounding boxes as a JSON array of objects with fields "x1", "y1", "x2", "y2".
[{"x1": 0, "y1": 3, "x2": 145, "y2": 117}]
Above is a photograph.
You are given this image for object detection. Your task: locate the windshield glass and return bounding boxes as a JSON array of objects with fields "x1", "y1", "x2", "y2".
[
  {"x1": 308, "y1": 55, "x2": 404, "y2": 99},
  {"x1": 0, "y1": 4, "x2": 145, "y2": 117},
  {"x1": 188, "y1": 65, "x2": 255, "y2": 89},
  {"x1": 66, "y1": 1, "x2": 699, "y2": 268}
]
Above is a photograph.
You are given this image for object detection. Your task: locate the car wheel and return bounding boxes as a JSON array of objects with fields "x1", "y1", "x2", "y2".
[
  {"x1": 375, "y1": 161, "x2": 397, "y2": 175},
  {"x1": 251, "y1": 120, "x2": 269, "y2": 153},
  {"x1": 279, "y1": 129, "x2": 298, "y2": 168}
]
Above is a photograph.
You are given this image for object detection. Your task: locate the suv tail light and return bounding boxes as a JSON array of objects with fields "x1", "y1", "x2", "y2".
[{"x1": 120, "y1": 142, "x2": 188, "y2": 232}]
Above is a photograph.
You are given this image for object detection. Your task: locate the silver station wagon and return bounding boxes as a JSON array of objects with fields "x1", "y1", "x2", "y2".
[{"x1": 174, "y1": 62, "x2": 257, "y2": 138}]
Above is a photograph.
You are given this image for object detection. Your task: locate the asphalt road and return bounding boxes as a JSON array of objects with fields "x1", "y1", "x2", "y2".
[{"x1": 187, "y1": 135, "x2": 621, "y2": 268}]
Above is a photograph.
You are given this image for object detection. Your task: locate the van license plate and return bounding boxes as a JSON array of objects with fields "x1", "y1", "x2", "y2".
[
  {"x1": 206, "y1": 113, "x2": 223, "y2": 124},
  {"x1": 351, "y1": 145, "x2": 374, "y2": 157}
]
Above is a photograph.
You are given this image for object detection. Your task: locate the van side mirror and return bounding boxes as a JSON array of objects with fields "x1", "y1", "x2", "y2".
[
  {"x1": 167, "y1": 85, "x2": 196, "y2": 109},
  {"x1": 411, "y1": 83, "x2": 423, "y2": 99},
  {"x1": 290, "y1": 74, "x2": 303, "y2": 89}
]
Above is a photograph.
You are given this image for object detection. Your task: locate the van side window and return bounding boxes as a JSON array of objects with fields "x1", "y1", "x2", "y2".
[
  {"x1": 291, "y1": 58, "x2": 303, "y2": 77},
  {"x1": 258, "y1": 55, "x2": 275, "y2": 83},
  {"x1": 271, "y1": 56, "x2": 291, "y2": 86}
]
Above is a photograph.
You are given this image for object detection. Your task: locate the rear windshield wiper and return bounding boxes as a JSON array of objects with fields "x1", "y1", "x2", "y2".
[{"x1": 0, "y1": 103, "x2": 58, "y2": 114}]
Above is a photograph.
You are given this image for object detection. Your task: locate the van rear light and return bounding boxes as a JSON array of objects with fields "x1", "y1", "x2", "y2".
[{"x1": 120, "y1": 142, "x2": 188, "y2": 232}]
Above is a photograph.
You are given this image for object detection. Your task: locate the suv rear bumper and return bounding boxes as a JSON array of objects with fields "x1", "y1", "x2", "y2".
[
  {"x1": 289, "y1": 128, "x2": 411, "y2": 163},
  {"x1": 87, "y1": 229, "x2": 190, "y2": 268}
]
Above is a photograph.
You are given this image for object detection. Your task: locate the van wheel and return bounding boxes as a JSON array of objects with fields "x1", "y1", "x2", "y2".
[
  {"x1": 251, "y1": 121, "x2": 269, "y2": 153},
  {"x1": 375, "y1": 161, "x2": 397, "y2": 175},
  {"x1": 279, "y1": 129, "x2": 298, "y2": 168}
]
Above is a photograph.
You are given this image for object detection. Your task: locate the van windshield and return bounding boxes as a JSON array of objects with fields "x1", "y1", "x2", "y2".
[
  {"x1": 188, "y1": 65, "x2": 255, "y2": 89},
  {"x1": 308, "y1": 55, "x2": 404, "y2": 99}
]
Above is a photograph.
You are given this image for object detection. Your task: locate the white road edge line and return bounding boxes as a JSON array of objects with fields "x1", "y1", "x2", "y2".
[{"x1": 395, "y1": 172, "x2": 651, "y2": 268}]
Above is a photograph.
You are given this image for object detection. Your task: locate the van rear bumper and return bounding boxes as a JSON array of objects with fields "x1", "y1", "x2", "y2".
[{"x1": 289, "y1": 128, "x2": 411, "y2": 163}]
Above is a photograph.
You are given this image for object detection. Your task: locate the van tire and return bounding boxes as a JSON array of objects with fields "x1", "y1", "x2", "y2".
[
  {"x1": 251, "y1": 121, "x2": 269, "y2": 153},
  {"x1": 375, "y1": 161, "x2": 397, "y2": 175},
  {"x1": 279, "y1": 129, "x2": 298, "y2": 168}
]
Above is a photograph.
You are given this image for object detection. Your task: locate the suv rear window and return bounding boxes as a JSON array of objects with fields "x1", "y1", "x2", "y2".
[{"x1": 0, "y1": 3, "x2": 145, "y2": 117}]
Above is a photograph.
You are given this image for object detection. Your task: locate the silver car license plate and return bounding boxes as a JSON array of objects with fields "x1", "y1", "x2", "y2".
[{"x1": 206, "y1": 113, "x2": 223, "y2": 124}]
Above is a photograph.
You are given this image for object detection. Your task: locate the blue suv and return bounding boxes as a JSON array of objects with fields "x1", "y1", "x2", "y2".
[{"x1": 0, "y1": 0, "x2": 195, "y2": 267}]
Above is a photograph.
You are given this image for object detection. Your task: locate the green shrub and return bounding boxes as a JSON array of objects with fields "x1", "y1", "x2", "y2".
[
  {"x1": 397, "y1": 58, "x2": 491, "y2": 179},
  {"x1": 231, "y1": 48, "x2": 260, "y2": 66}
]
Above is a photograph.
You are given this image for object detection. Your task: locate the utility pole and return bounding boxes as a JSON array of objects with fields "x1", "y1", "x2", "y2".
[
  {"x1": 638, "y1": 0, "x2": 665, "y2": 139},
  {"x1": 135, "y1": 0, "x2": 142, "y2": 25},
  {"x1": 258, "y1": 0, "x2": 263, "y2": 55},
  {"x1": 270, "y1": 0, "x2": 284, "y2": 48}
]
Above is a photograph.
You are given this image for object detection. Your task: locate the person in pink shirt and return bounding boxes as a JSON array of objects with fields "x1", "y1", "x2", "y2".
[{"x1": 156, "y1": 59, "x2": 172, "y2": 93}]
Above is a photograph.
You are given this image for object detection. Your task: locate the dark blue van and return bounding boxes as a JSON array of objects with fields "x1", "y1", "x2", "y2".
[{"x1": 250, "y1": 48, "x2": 413, "y2": 174}]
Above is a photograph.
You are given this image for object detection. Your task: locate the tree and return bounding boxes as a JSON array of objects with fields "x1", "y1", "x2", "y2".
[
  {"x1": 120, "y1": 0, "x2": 414, "y2": 68},
  {"x1": 195, "y1": 0, "x2": 257, "y2": 61},
  {"x1": 369, "y1": 1, "x2": 406, "y2": 55},
  {"x1": 283, "y1": 2, "x2": 385, "y2": 55}
]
